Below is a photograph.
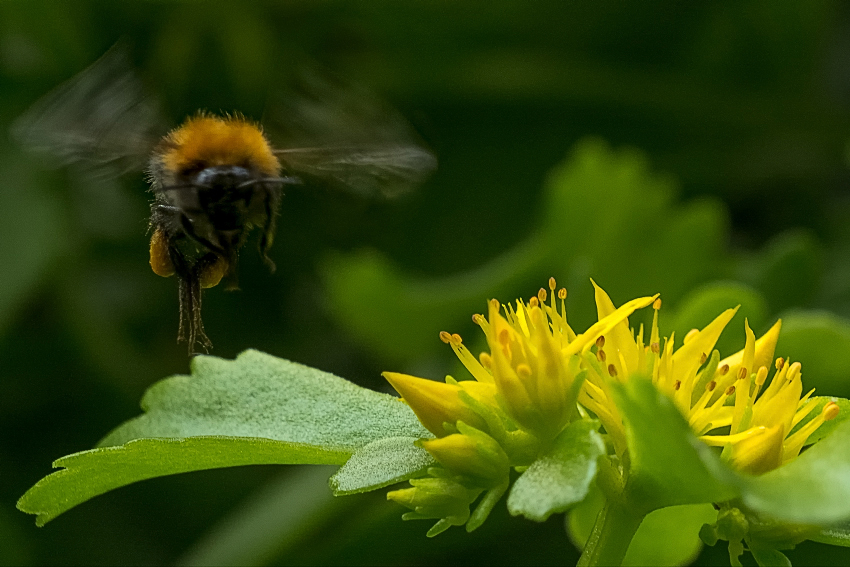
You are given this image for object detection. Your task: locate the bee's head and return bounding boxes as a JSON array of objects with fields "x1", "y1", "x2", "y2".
[{"x1": 154, "y1": 113, "x2": 281, "y2": 185}]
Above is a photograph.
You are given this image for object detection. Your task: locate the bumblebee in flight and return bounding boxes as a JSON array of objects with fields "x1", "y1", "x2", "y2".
[{"x1": 14, "y1": 47, "x2": 436, "y2": 353}]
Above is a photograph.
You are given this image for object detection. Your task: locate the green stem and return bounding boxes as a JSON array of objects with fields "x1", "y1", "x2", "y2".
[{"x1": 577, "y1": 499, "x2": 644, "y2": 567}]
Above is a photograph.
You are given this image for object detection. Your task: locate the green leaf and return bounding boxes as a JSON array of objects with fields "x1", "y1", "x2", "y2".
[
  {"x1": 567, "y1": 484, "x2": 716, "y2": 567},
  {"x1": 612, "y1": 378, "x2": 738, "y2": 511},
  {"x1": 329, "y1": 436, "x2": 435, "y2": 496},
  {"x1": 507, "y1": 420, "x2": 604, "y2": 522},
  {"x1": 749, "y1": 545, "x2": 792, "y2": 567},
  {"x1": 101, "y1": 350, "x2": 429, "y2": 448},
  {"x1": 738, "y1": 421, "x2": 850, "y2": 525},
  {"x1": 21, "y1": 350, "x2": 429, "y2": 525},
  {"x1": 776, "y1": 311, "x2": 850, "y2": 398},
  {"x1": 748, "y1": 229, "x2": 823, "y2": 314},
  {"x1": 18, "y1": 437, "x2": 345, "y2": 527}
]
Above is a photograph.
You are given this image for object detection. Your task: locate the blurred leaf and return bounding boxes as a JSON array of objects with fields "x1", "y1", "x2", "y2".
[
  {"x1": 0, "y1": 152, "x2": 65, "y2": 335},
  {"x1": 101, "y1": 349, "x2": 429, "y2": 447},
  {"x1": 180, "y1": 466, "x2": 348, "y2": 567},
  {"x1": 743, "y1": 230, "x2": 823, "y2": 314},
  {"x1": 612, "y1": 378, "x2": 738, "y2": 511},
  {"x1": 322, "y1": 139, "x2": 728, "y2": 362},
  {"x1": 567, "y1": 484, "x2": 715, "y2": 567},
  {"x1": 18, "y1": 437, "x2": 344, "y2": 527},
  {"x1": 666, "y1": 281, "x2": 768, "y2": 358},
  {"x1": 738, "y1": 421, "x2": 850, "y2": 525},
  {"x1": 507, "y1": 419, "x2": 603, "y2": 522},
  {"x1": 20, "y1": 350, "x2": 429, "y2": 525},
  {"x1": 774, "y1": 310, "x2": 850, "y2": 398},
  {"x1": 330, "y1": 436, "x2": 435, "y2": 496}
]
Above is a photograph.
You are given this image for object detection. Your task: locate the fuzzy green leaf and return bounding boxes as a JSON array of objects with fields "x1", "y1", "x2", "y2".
[
  {"x1": 507, "y1": 420, "x2": 604, "y2": 521},
  {"x1": 738, "y1": 421, "x2": 850, "y2": 525},
  {"x1": 329, "y1": 436, "x2": 435, "y2": 495},
  {"x1": 811, "y1": 522, "x2": 850, "y2": 547},
  {"x1": 20, "y1": 350, "x2": 428, "y2": 525},
  {"x1": 612, "y1": 378, "x2": 738, "y2": 511},
  {"x1": 18, "y1": 437, "x2": 345, "y2": 527},
  {"x1": 101, "y1": 350, "x2": 428, "y2": 448}
]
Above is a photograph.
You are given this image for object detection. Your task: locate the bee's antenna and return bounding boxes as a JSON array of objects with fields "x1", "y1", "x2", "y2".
[{"x1": 236, "y1": 176, "x2": 302, "y2": 189}]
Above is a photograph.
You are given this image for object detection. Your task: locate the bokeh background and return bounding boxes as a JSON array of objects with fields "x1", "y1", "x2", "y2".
[{"x1": 3, "y1": 2, "x2": 850, "y2": 565}]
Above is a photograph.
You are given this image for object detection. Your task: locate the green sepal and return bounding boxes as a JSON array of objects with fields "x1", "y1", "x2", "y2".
[
  {"x1": 329, "y1": 436, "x2": 435, "y2": 496},
  {"x1": 507, "y1": 419, "x2": 604, "y2": 522}
]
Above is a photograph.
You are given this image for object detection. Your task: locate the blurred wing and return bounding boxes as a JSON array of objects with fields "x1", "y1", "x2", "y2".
[
  {"x1": 11, "y1": 45, "x2": 161, "y2": 177},
  {"x1": 274, "y1": 145, "x2": 437, "y2": 199},
  {"x1": 265, "y1": 66, "x2": 436, "y2": 198}
]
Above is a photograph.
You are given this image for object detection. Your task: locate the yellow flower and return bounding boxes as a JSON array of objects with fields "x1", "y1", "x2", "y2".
[{"x1": 383, "y1": 279, "x2": 841, "y2": 536}]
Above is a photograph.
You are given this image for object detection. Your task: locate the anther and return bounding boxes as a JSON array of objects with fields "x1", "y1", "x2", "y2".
[
  {"x1": 596, "y1": 336, "x2": 605, "y2": 349},
  {"x1": 516, "y1": 364, "x2": 532, "y2": 378},
  {"x1": 479, "y1": 352, "x2": 492, "y2": 369},
  {"x1": 489, "y1": 298, "x2": 500, "y2": 311},
  {"x1": 653, "y1": 298, "x2": 662, "y2": 310},
  {"x1": 674, "y1": 380, "x2": 681, "y2": 391},
  {"x1": 607, "y1": 364, "x2": 618, "y2": 377},
  {"x1": 472, "y1": 314, "x2": 484, "y2": 325},
  {"x1": 755, "y1": 366, "x2": 768, "y2": 386},
  {"x1": 451, "y1": 333, "x2": 463, "y2": 344},
  {"x1": 529, "y1": 297, "x2": 539, "y2": 308},
  {"x1": 775, "y1": 357, "x2": 785, "y2": 370},
  {"x1": 706, "y1": 380, "x2": 717, "y2": 392},
  {"x1": 549, "y1": 277, "x2": 557, "y2": 291},
  {"x1": 787, "y1": 361, "x2": 802, "y2": 382},
  {"x1": 725, "y1": 385, "x2": 736, "y2": 396},
  {"x1": 439, "y1": 331, "x2": 452, "y2": 344},
  {"x1": 824, "y1": 401, "x2": 840, "y2": 421},
  {"x1": 558, "y1": 288, "x2": 567, "y2": 300},
  {"x1": 650, "y1": 342, "x2": 660, "y2": 354},
  {"x1": 597, "y1": 349, "x2": 607, "y2": 362},
  {"x1": 499, "y1": 329, "x2": 511, "y2": 345},
  {"x1": 719, "y1": 364, "x2": 730, "y2": 375},
  {"x1": 538, "y1": 288, "x2": 547, "y2": 303},
  {"x1": 684, "y1": 329, "x2": 699, "y2": 344},
  {"x1": 700, "y1": 352, "x2": 707, "y2": 365},
  {"x1": 738, "y1": 367, "x2": 748, "y2": 380}
]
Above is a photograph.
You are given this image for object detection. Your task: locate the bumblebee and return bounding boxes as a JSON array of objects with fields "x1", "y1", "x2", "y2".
[
  {"x1": 14, "y1": 47, "x2": 435, "y2": 353},
  {"x1": 146, "y1": 114, "x2": 299, "y2": 350}
]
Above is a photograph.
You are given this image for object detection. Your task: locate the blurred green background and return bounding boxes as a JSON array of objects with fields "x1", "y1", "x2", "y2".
[{"x1": 3, "y1": 1, "x2": 850, "y2": 565}]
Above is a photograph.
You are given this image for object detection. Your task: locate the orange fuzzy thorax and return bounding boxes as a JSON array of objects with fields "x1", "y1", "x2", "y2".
[{"x1": 158, "y1": 114, "x2": 280, "y2": 176}]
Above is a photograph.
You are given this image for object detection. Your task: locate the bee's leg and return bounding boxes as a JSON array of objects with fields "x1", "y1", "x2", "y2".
[
  {"x1": 153, "y1": 204, "x2": 226, "y2": 257},
  {"x1": 258, "y1": 185, "x2": 281, "y2": 273},
  {"x1": 169, "y1": 246, "x2": 213, "y2": 355}
]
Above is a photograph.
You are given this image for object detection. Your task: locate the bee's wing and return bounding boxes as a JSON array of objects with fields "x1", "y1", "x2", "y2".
[
  {"x1": 273, "y1": 145, "x2": 436, "y2": 199},
  {"x1": 265, "y1": 67, "x2": 436, "y2": 199},
  {"x1": 11, "y1": 45, "x2": 162, "y2": 177}
]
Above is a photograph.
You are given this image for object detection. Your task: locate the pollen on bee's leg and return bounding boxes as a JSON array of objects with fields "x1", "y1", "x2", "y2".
[
  {"x1": 149, "y1": 228, "x2": 175, "y2": 277},
  {"x1": 199, "y1": 256, "x2": 228, "y2": 289}
]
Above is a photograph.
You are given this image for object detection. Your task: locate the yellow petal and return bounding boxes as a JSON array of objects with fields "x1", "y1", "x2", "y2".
[
  {"x1": 591, "y1": 280, "x2": 639, "y2": 372},
  {"x1": 383, "y1": 372, "x2": 488, "y2": 437}
]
